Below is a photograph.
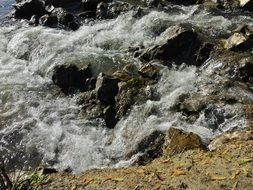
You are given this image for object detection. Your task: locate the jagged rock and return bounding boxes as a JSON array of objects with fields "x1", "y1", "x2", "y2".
[
  {"x1": 164, "y1": 128, "x2": 205, "y2": 155},
  {"x1": 140, "y1": 25, "x2": 200, "y2": 65},
  {"x1": 223, "y1": 32, "x2": 253, "y2": 51},
  {"x1": 13, "y1": 0, "x2": 46, "y2": 19},
  {"x1": 52, "y1": 64, "x2": 92, "y2": 94},
  {"x1": 138, "y1": 62, "x2": 164, "y2": 80},
  {"x1": 135, "y1": 131, "x2": 166, "y2": 165},
  {"x1": 115, "y1": 77, "x2": 151, "y2": 119},
  {"x1": 96, "y1": 73, "x2": 119, "y2": 105}
]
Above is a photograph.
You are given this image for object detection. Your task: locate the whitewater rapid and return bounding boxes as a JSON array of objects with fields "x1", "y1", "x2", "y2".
[{"x1": 0, "y1": 3, "x2": 252, "y2": 173}]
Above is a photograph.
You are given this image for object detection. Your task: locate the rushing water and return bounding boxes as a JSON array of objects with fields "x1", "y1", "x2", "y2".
[{"x1": 0, "y1": 1, "x2": 253, "y2": 173}]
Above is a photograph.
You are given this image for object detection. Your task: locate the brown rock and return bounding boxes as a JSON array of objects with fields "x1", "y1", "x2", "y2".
[{"x1": 164, "y1": 128, "x2": 205, "y2": 155}]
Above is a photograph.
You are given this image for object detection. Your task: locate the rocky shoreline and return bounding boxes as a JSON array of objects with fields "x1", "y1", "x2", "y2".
[{"x1": 1, "y1": 0, "x2": 253, "y2": 189}]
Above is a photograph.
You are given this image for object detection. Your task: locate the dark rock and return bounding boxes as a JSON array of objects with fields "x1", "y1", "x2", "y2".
[
  {"x1": 40, "y1": 167, "x2": 58, "y2": 175},
  {"x1": 82, "y1": 0, "x2": 102, "y2": 12},
  {"x1": 140, "y1": 25, "x2": 200, "y2": 66},
  {"x1": 195, "y1": 43, "x2": 214, "y2": 66},
  {"x1": 44, "y1": 0, "x2": 83, "y2": 13},
  {"x1": 103, "y1": 106, "x2": 118, "y2": 129},
  {"x1": 164, "y1": 128, "x2": 205, "y2": 155},
  {"x1": 135, "y1": 131, "x2": 165, "y2": 165},
  {"x1": 52, "y1": 64, "x2": 92, "y2": 94},
  {"x1": 51, "y1": 7, "x2": 80, "y2": 30},
  {"x1": 13, "y1": 0, "x2": 46, "y2": 20},
  {"x1": 237, "y1": 61, "x2": 253, "y2": 83},
  {"x1": 95, "y1": 73, "x2": 119, "y2": 106}
]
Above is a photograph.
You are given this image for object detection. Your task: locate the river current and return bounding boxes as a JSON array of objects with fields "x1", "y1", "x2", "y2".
[{"x1": 0, "y1": 1, "x2": 253, "y2": 173}]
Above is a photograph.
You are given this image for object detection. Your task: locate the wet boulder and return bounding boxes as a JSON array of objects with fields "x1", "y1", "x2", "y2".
[
  {"x1": 50, "y1": 7, "x2": 80, "y2": 30},
  {"x1": 115, "y1": 77, "x2": 152, "y2": 119},
  {"x1": 135, "y1": 131, "x2": 166, "y2": 165},
  {"x1": 140, "y1": 25, "x2": 200, "y2": 66},
  {"x1": 52, "y1": 64, "x2": 92, "y2": 94},
  {"x1": 95, "y1": 73, "x2": 119, "y2": 106},
  {"x1": 103, "y1": 105, "x2": 118, "y2": 129},
  {"x1": 164, "y1": 128, "x2": 205, "y2": 155},
  {"x1": 95, "y1": 1, "x2": 132, "y2": 19},
  {"x1": 13, "y1": 0, "x2": 46, "y2": 19}
]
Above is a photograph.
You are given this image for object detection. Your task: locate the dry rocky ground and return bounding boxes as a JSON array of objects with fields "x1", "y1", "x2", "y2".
[{"x1": 40, "y1": 128, "x2": 253, "y2": 190}]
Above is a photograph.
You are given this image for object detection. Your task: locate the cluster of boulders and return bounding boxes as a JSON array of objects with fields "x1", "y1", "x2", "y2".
[
  {"x1": 51, "y1": 25, "x2": 213, "y2": 128},
  {"x1": 12, "y1": 0, "x2": 253, "y2": 31},
  {"x1": 50, "y1": 19, "x2": 253, "y2": 164},
  {"x1": 144, "y1": 0, "x2": 253, "y2": 11},
  {"x1": 12, "y1": 0, "x2": 134, "y2": 30}
]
